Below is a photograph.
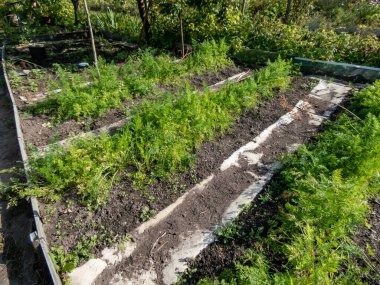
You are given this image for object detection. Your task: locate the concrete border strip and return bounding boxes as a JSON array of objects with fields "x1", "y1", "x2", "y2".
[{"x1": 209, "y1": 70, "x2": 251, "y2": 90}]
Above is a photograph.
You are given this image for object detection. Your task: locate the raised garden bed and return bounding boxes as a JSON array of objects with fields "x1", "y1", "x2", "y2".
[{"x1": 4, "y1": 37, "x2": 376, "y2": 285}]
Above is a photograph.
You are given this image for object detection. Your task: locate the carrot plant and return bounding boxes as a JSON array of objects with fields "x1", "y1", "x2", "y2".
[
  {"x1": 27, "y1": 40, "x2": 232, "y2": 122},
  {"x1": 6, "y1": 59, "x2": 293, "y2": 210},
  {"x1": 195, "y1": 80, "x2": 380, "y2": 284}
]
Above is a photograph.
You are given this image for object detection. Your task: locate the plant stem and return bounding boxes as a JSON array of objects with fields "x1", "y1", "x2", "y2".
[
  {"x1": 180, "y1": 13, "x2": 185, "y2": 58},
  {"x1": 241, "y1": 0, "x2": 247, "y2": 15},
  {"x1": 285, "y1": 0, "x2": 292, "y2": 24}
]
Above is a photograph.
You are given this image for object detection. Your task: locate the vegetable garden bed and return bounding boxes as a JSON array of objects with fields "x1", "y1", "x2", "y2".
[
  {"x1": 2, "y1": 40, "x2": 280, "y2": 280},
  {"x1": 3, "y1": 36, "x2": 377, "y2": 284},
  {"x1": 3, "y1": 40, "x2": 333, "y2": 282},
  {"x1": 1, "y1": 1, "x2": 379, "y2": 284}
]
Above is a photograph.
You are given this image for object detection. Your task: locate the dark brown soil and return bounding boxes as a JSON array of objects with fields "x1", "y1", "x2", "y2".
[
  {"x1": 39, "y1": 77, "x2": 314, "y2": 266},
  {"x1": 0, "y1": 85, "x2": 49, "y2": 284},
  {"x1": 20, "y1": 107, "x2": 126, "y2": 148},
  {"x1": 182, "y1": 173, "x2": 288, "y2": 284},
  {"x1": 352, "y1": 198, "x2": 380, "y2": 285},
  {"x1": 187, "y1": 65, "x2": 249, "y2": 89}
]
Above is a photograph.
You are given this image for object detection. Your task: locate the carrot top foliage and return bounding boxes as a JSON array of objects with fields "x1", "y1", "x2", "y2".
[{"x1": 27, "y1": 40, "x2": 232, "y2": 122}]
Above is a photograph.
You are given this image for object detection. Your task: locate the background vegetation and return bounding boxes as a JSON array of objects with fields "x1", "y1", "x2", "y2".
[{"x1": 1, "y1": 0, "x2": 379, "y2": 65}]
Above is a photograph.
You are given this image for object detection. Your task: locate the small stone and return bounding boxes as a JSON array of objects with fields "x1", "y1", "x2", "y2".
[
  {"x1": 19, "y1": 96, "x2": 28, "y2": 102},
  {"x1": 42, "y1": 122, "x2": 52, "y2": 128}
]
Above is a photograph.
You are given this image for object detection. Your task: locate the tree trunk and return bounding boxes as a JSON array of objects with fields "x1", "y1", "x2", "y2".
[
  {"x1": 241, "y1": 0, "x2": 247, "y2": 15},
  {"x1": 136, "y1": 0, "x2": 152, "y2": 42},
  {"x1": 71, "y1": 0, "x2": 80, "y2": 26},
  {"x1": 180, "y1": 13, "x2": 184, "y2": 58},
  {"x1": 285, "y1": 0, "x2": 292, "y2": 24},
  {"x1": 71, "y1": 0, "x2": 79, "y2": 26}
]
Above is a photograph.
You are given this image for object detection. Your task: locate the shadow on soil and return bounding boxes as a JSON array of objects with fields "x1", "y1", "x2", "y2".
[{"x1": 0, "y1": 85, "x2": 50, "y2": 284}]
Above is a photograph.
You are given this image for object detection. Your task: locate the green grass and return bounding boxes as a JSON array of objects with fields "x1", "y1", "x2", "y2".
[
  {"x1": 4, "y1": 59, "x2": 292, "y2": 210},
  {"x1": 27, "y1": 40, "x2": 232, "y2": 122},
  {"x1": 195, "y1": 80, "x2": 380, "y2": 285}
]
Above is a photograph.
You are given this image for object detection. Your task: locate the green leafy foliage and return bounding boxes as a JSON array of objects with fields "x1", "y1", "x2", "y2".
[
  {"x1": 28, "y1": 40, "x2": 232, "y2": 122},
  {"x1": 151, "y1": 0, "x2": 244, "y2": 47},
  {"x1": 92, "y1": 7, "x2": 141, "y2": 42},
  {"x1": 246, "y1": 16, "x2": 380, "y2": 66},
  {"x1": 197, "y1": 80, "x2": 380, "y2": 284},
  {"x1": 20, "y1": 59, "x2": 292, "y2": 209},
  {"x1": 50, "y1": 235, "x2": 98, "y2": 274},
  {"x1": 314, "y1": 0, "x2": 380, "y2": 28}
]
